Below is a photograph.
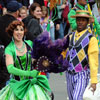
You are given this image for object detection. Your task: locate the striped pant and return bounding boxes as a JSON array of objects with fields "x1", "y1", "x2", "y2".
[{"x1": 66, "y1": 70, "x2": 90, "y2": 100}]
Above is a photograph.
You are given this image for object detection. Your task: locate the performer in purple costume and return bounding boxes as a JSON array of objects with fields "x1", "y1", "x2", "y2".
[{"x1": 65, "y1": 10, "x2": 99, "y2": 100}]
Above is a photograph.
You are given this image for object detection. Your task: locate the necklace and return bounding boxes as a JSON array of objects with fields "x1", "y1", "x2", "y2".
[{"x1": 15, "y1": 42, "x2": 25, "y2": 53}]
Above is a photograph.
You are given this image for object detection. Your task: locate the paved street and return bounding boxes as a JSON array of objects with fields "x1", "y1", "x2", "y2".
[
  {"x1": 49, "y1": 54, "x2": 100, "y2": 100},
  {"x1": 49, "y1": 73, "x2": 67, "y2": 100}
]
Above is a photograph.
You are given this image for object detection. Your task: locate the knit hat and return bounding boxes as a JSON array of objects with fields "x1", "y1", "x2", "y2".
[{"x1": 7, "y1": 1, "x2": 22, "y2": 12}]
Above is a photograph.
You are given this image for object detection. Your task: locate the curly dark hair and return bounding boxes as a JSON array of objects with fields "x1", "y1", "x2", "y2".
[{"x1": 6, "y1": 20, "x2": 27, "y2": 37}]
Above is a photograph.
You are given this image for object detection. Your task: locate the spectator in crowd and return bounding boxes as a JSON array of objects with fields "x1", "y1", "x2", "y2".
[
  {"x1": 22, "y1": 3, "x2": 42, "y2": 41},
  {"x1": 68, "y1": 0, "x2": 100, "y2": 36},
  {"x1": 0, "y1": 0, "x2": 19, "y2": 16},
  {"x1": 17, "y1": 6, "x2": 28, "y2": 21},
  {"x1": 0, "y1": 0, "x2": 6, "y2": 15},
  {"x1": 0, "y1": 0, "x2": 8, "y2": 15},
  {"x1": 61, "y1": 0, "x2": 70, "y2": 36},
  {"x1": 0, "y1": 0, "x2": 29, "y2": 15},
  {"x1": 40, "y1": 6, "x2": 55, "y2": 41},
  {"x1": 0, "y1": 0, "x2": 22, "y2": 47},
  {"x1": 54, "y1": 0, "x2": 67, "y2": 39},
  {"x1": 0, "y1": 0, "x2": 22, "y2": 90}
]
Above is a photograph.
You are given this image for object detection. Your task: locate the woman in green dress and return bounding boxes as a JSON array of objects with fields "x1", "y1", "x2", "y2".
[{"x1": 0, "y1": 20, "x2": 51, "y2": 100}]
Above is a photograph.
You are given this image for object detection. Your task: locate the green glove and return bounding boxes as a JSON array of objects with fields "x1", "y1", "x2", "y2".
[{"x1": 7, "y1": 64, "x2": 39, "y2": 77}]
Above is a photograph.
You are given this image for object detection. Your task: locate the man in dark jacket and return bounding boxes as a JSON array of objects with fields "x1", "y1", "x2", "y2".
[
  {"x1": 0, "y1": 0, "x2": 17, "y2": 15},
  {"x1": 0, "y1": 1, "x2": 22, "y2": 47}
]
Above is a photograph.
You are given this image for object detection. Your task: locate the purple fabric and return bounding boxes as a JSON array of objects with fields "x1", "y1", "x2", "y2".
[
  {"x1": 75, "y1": 63, "x2": 83, "y2": 72},
  {"x1": 66, "y1": 70, "x2": 90, "y2": 100},
  {"x1": 67, "y1": 33, "x2": 92, "y2": 73},
  {"x1": 31, "y1": 31, "x2": 69, "y2": 73},
  {"x1": 82, "y1": 36, "x2": 89, "y2": 47}
]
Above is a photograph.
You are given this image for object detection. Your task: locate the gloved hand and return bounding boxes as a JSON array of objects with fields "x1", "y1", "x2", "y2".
[
  {"x1": 7, "y1": 64, "x2": 39, "y2": 77},
  {"x1": 30, "y1": 70, "x2": 39, "y2": 77}
]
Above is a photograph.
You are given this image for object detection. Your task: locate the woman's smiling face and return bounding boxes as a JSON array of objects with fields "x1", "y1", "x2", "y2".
[
  {"x1": 13, "y1": 25, "x2": 24, "y2": 42},
  {"x1": 32, "y1": 6, "x2": 42, "y2": 19}
]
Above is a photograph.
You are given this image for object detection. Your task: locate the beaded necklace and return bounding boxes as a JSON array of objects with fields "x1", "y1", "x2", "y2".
[{"x1": 15, "y1": 42, "x2": 25, "y2": 53}]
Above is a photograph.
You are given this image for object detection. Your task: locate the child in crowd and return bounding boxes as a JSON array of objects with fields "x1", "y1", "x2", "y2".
[
  {"x1": 18, "y1": 6, "x2": 28, "y2": 21},
  {"x1": 40, "y1": 6, "x2": 55, "y2": 41}
]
